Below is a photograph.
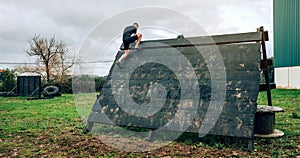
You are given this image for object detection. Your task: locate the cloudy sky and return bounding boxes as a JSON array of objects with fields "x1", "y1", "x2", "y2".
[{"x1": 0, "y1": 0, "x2": 273, "y2": 75}]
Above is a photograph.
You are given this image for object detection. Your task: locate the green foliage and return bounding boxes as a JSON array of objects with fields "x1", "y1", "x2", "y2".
[
  {"x1": 72, "y1": 75, "x2": 107, "y2": 94},
  {"x1": 42, "y1": 78, "x2": 73, "y2": 94},
  {"x1": 54, "y1": 78, "x2": 73, "y2": 94},
  {"x1": 0, "y1": 69, "x2": 16, "y2": 92},
  {"x1": 95, "y1": 76, "x2": 107, "y2": 92},
  {"x1": 41, "y1": 76, "x2": 107, "y2": 94}
]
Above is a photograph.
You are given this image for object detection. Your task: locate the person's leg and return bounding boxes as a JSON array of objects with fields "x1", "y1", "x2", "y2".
[
  {"x1": 134, "y1": 33, "x2": 142, "y2": 48},
  {"x1": 117, "y1": 41, "x2": 130, "y2": 64},
  {"x1": 117, "y1": 49, "x2": 130, "y2": 63}
]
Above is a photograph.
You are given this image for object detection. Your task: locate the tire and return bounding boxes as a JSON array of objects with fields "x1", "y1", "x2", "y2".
[{"x1": 43, "y1": 86, "x2": 60, "y2": 97}]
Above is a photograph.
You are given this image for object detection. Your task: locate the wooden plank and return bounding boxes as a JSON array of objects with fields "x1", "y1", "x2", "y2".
[
  {"x1": 92, "y1": 98, "x2": 257, "y2": 117},
  {"x1": 87, "y1": 110, "x2": 256, "y2": 138},
  {"x1": 260, "y1": 59, "x2": 273, "y2": 68},
  {"x1": 97, "y1": 89, "x2": 259, "y2": 103},
  {"x1": 209, "y1": 114, "x2": 256, "y2": 138},
  {"x1": 93, "y1": 89, "x2": 258, "y2": 117},
  {"x1": 259, "y1": 83, "x2": 276, "y2": 92},
  {"x1": 121, "y1": 71, "x2": 259, "y2": 83},
  {"x1": 116, "y1": 43, "x2": 261, "y2": 72},
  {"x1": 120, "y1": 31, "x2": 264, "y2": 50},
  {"x1": 104, "y1": 77, "x2": 260, "y2": 89},
  {"x1": 121, "y1": 43, "x2": 261, "y2": 59}
]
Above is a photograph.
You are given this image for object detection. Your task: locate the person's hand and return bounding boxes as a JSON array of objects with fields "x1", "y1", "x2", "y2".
[{"x1": 137, "y1": 33, "x2": 142, "y2": 38}]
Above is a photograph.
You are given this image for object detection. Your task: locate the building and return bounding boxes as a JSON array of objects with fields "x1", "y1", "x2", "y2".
[{"x1": 274, "y1": 0, "x2": 300, "y2": 88}]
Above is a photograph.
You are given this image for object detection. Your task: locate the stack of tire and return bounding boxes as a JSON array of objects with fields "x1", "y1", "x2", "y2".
[{"x1": 43, "y1": 86, "x2": 61, "y2": 97}]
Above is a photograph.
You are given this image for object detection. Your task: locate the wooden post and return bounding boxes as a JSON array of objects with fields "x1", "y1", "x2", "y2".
[
  {"x1": 259, "y1": 27, "x2": 272, "y2": 106},
  {"x1": 83, "y1": 122, "x2": 94, "y2": 134},
  {"x1": 248, "y1": 139, "x2": 254, "y2": 151},
  {"x1": 146, "y1": 130, "x2": 156, "y2": 142}
]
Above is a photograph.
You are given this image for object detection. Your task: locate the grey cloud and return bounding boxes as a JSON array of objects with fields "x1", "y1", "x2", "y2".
[{"x1": 0, "y1": 0, "x2": 273, "y2": 70}]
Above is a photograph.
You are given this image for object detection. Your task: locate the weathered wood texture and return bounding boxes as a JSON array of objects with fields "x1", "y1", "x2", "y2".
[
  {"x1": 120, "y1": 31, "x2": 265, "y2": 50},
  {"x1": 87, "y1": 32, "x2": 262, "y2": 139}
]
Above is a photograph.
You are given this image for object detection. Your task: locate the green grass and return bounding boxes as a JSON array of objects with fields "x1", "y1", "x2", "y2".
[
  {"x1": 0, "y1": 96, "x2": 79, "y2": 133},
  {"x1": 0, "y1": 89, "x2": 300, "y2": 157},
  {"x1": 255, "y1": 89, "x2": 300, "y2": 157}
]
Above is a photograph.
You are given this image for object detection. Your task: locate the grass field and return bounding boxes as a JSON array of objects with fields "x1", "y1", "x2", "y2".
[{"x1": 0, "y1": 89, "x2": 299, "y2": 157}]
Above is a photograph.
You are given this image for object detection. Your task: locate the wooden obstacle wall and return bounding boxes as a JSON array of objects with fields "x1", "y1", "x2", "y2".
[{"x1": 85, "y1": 30, "x2": 266, "y2": 150}]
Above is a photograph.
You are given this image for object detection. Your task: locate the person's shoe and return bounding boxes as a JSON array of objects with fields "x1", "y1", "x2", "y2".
[{"x1": 115, "y1": 61, "x2": 123, "y2": 68}]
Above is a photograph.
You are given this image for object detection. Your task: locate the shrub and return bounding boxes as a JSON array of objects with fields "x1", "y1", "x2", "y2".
[
  {"x1": 41, "y1": 75, "x2": 107, "y2": 94},
  {"x1": 0, "y1": 69, "x2": 16, "y2": 92}
]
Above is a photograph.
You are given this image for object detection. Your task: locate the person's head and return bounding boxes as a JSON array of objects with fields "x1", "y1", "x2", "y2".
[{"x1": 133, "y1": 22, "x2": 139, "y2": 28}]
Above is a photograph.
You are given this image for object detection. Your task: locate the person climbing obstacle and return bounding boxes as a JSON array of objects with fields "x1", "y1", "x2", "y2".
[{"x1": 115, "y1": 22, "x2": 142, "y2": 68}]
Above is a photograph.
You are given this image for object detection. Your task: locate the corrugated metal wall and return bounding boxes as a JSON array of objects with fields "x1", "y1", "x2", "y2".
[{"x1": 274, "y1": 0, "x2": 300, "y2": 68}]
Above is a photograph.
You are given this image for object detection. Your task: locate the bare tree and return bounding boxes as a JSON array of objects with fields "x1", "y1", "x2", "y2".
[
  {"x1": 16, "y1": 62, "x2": 45, "y2": 80},
  {"x1": 51, "y1": 50, "x2": 75, "y2": 82},
  {"x1": 25, "y1": 34, "x2": 74, "y2": 83}
]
